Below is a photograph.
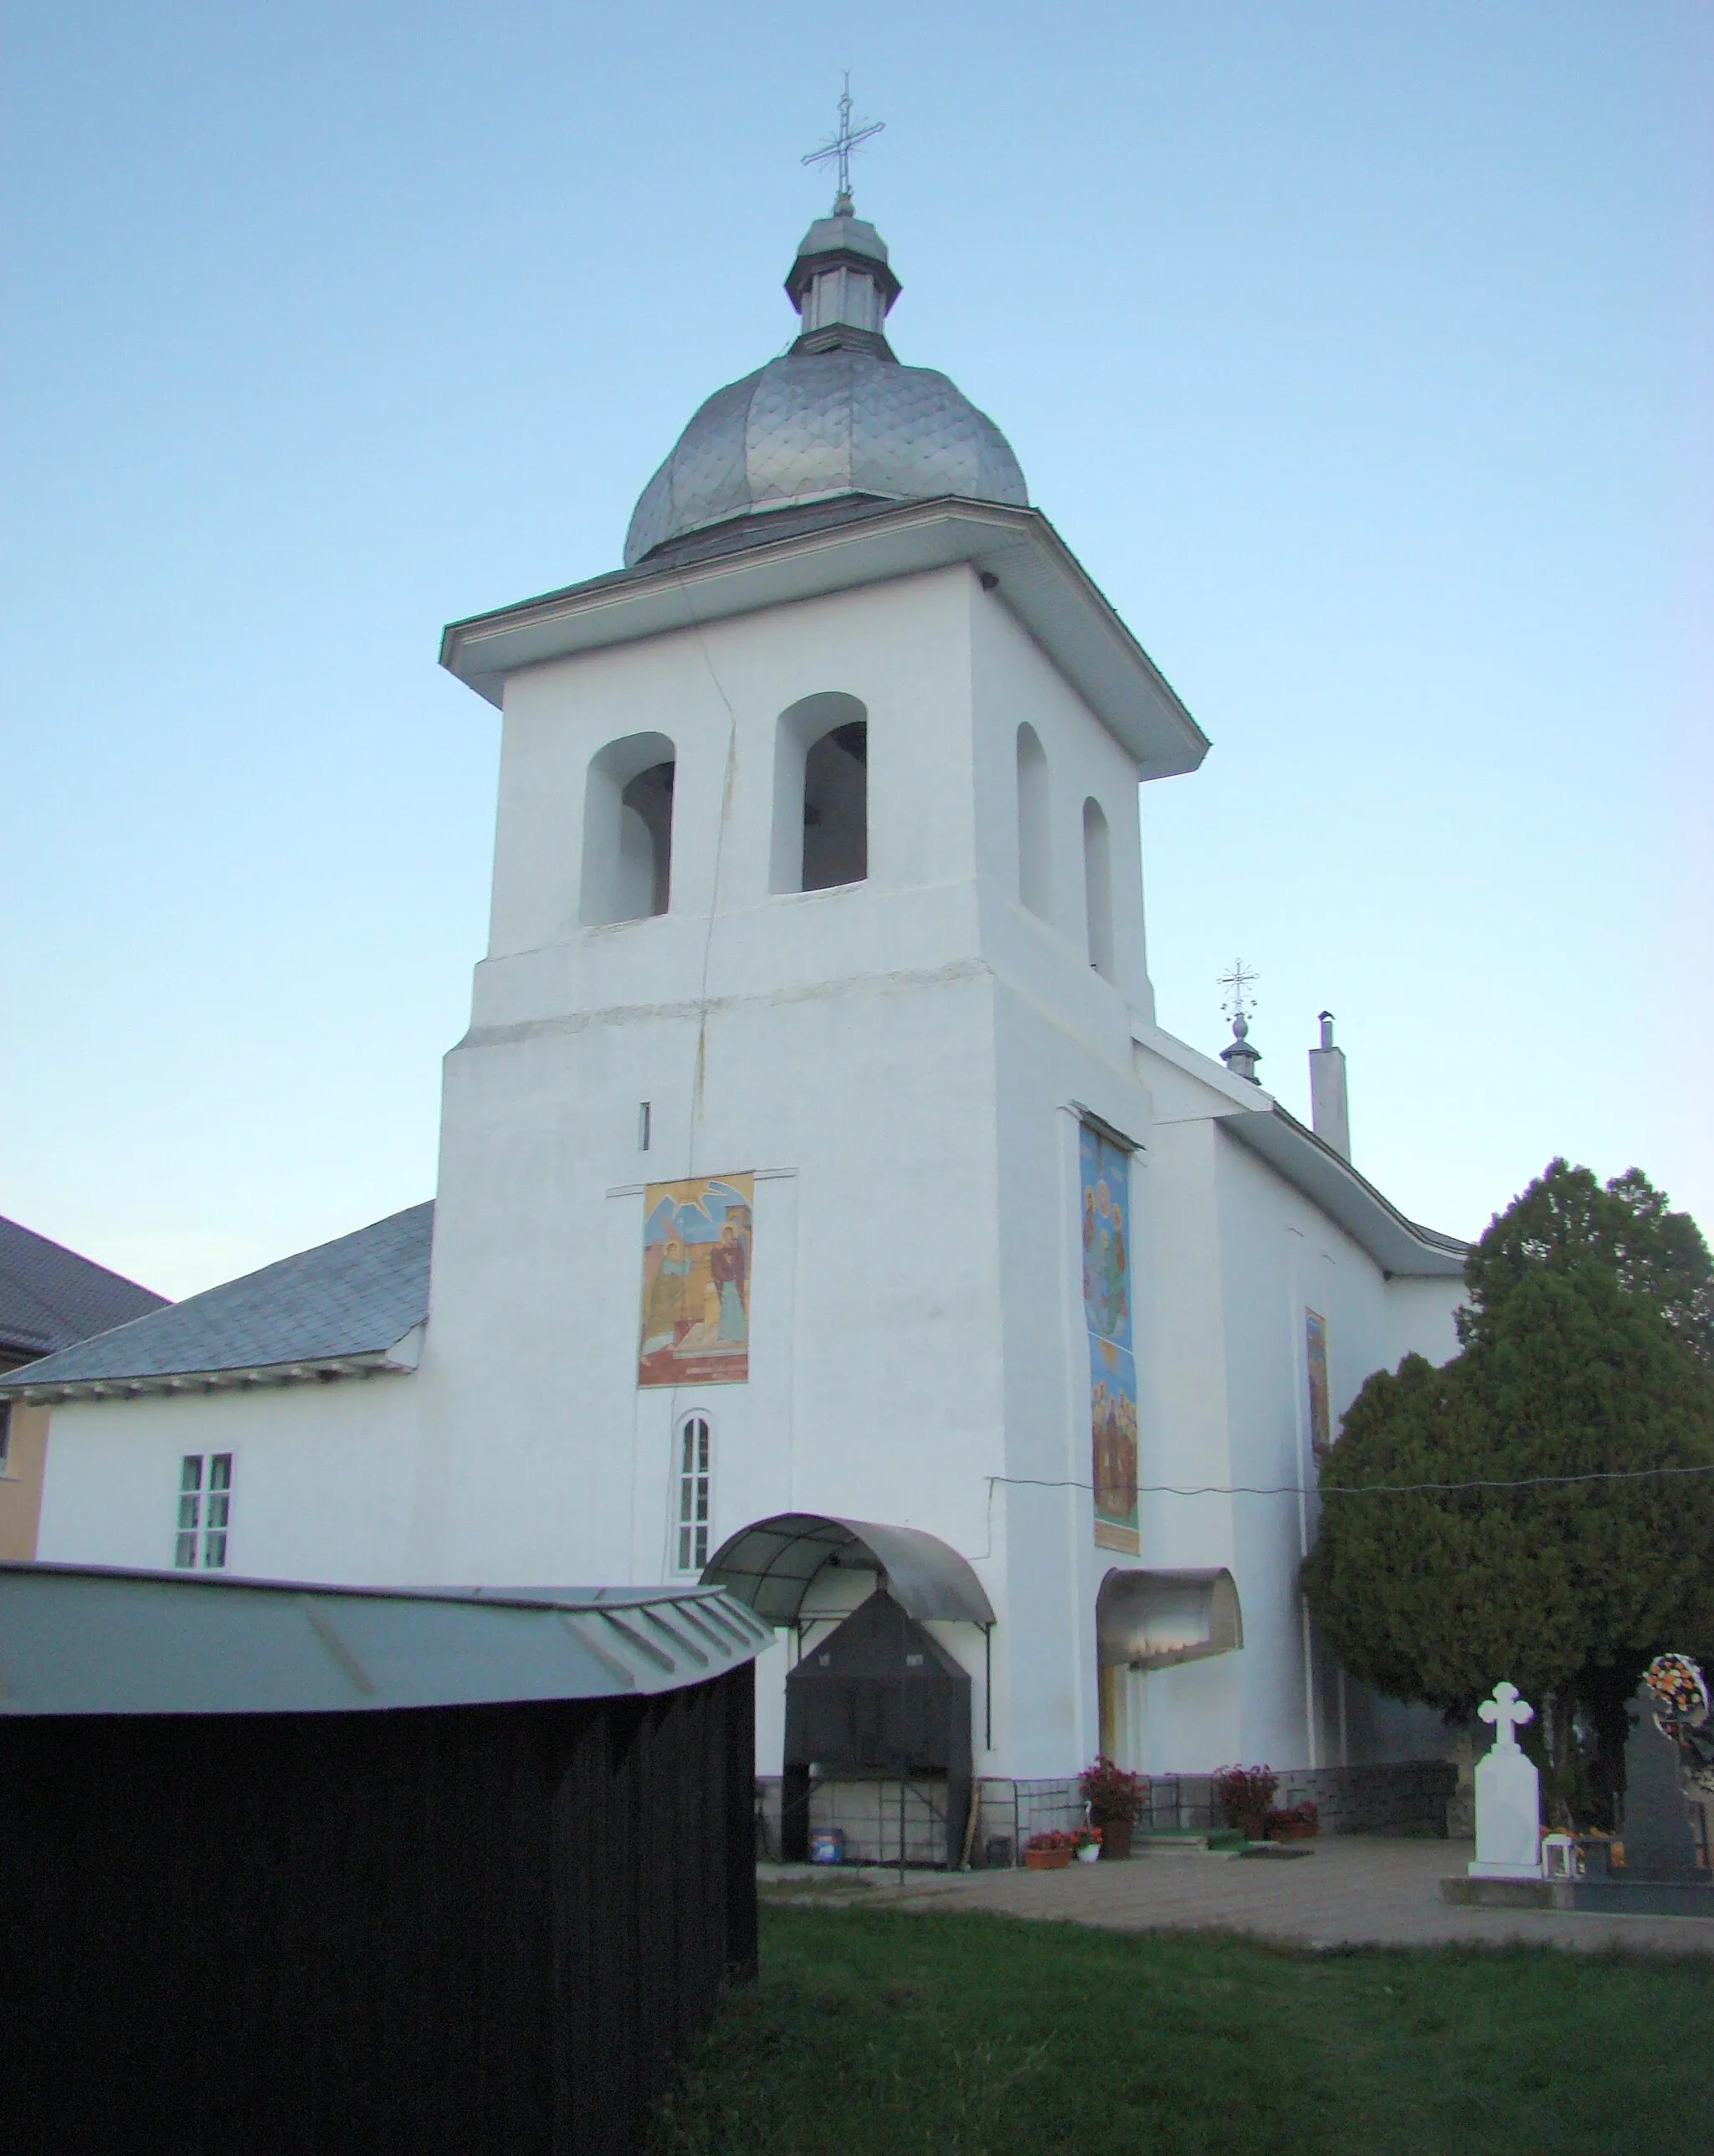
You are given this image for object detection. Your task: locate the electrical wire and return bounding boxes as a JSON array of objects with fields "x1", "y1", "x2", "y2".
[{"x1": 989, "y1": 1462, "x2": 1714, "y2": 1500}]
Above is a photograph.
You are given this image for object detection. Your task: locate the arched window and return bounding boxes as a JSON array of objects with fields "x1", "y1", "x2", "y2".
[
  {"x1": 1082, "y1": 797, "x2": 1114, "y2": 979},
  {"x1": 580, "y1": 732, "x2": 675, "y2": 927},
  {"x1": 1015, "y1": 722, "x2": 1052, "y2": 921},
  {"x1": 771, "y1": 693, "x2": 868, "y2": 894},
  {"x1": 675, "y1": 1412, "x2": 712, "y2": 1573}
]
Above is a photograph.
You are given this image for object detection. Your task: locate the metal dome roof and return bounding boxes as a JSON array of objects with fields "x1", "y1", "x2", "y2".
[
  {"x1": 624, "y1": 352, "x2": 1028, "y2": 567},
  {"x1": 623, "y1": 206, "x2": 1028, "y2": 567}
]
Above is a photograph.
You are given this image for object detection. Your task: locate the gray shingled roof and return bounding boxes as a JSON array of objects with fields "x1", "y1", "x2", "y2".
[
  {"x1": 0, "y1": 1216, "x2": 168, "y2": 1363},
  {"x1": 0, "y1": 1203, "x2": 433, "y2": 1397}
]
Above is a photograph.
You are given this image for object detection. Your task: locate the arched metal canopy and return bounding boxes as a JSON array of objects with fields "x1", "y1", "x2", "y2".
[
  {"x1": 1096, "y1": 1568, "x2": 1243, "y2": 1671},
  {"x1": 702, "y1": 1514, "x2": 995, "y2": 1627}
]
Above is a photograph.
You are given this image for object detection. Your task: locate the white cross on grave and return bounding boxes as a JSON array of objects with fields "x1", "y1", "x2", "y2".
[
  {"x1": 1480, "y1": 1681, "x2": 1534, "y2": 1749},
  {"x1": 1468, "y1": 1681, "x2": 1543, "y2": 1879}
]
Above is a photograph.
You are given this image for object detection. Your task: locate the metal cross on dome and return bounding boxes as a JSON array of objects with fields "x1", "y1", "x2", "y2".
[
  {"x1": 802, "y1": 74, "x2": 885, "y2": 210},
  {"x1": 1219, "y1": 958, "x2": 1260, "y2": 1024}
]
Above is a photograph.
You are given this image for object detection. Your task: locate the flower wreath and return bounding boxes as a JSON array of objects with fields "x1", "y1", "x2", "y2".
[
  {"x1": 1644, "y1": 1653, "x2": 1714, "y2": 1796},
  {"x1": 1644, "y1": 1652, "x2": 1710, "y2": 1732}
]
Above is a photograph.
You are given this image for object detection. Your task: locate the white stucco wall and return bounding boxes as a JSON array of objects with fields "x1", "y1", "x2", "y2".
[
  {"x1": 1383, "y1": 1274, "x2": 1467, "y2": 1372},
  {"x1": 31, "y1": 552, "x2": 1470, "y2": 1794},
  {"x1": 36, "y1": 1378, "x2": 420, "y2": 1584},
  {"x1": 415, "y1": 561, "x2": 1178, "y2": 1778},
  {"x1": 1116, "y1": 1049, "x2": 1466, "y2": 1776}
]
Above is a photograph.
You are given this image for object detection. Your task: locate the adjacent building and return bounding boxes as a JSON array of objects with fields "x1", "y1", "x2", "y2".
[{"x1": 0, "y1": 1215, "x2": 166, "y2": 1559}]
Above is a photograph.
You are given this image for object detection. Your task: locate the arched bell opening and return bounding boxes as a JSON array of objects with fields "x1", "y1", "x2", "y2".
[
  {"x1": 581, "y1": 731, "x2": 676, "y2": 927},
  {"x1": 770, "y1": 694, "x2": 868, "y2": 896},
  {"x1": 1082, "y1": 794, "x2": 1113, "y2": 978},
  {"x1": 1015, "y1": 721, "x2": 1052, "y2": 922}
]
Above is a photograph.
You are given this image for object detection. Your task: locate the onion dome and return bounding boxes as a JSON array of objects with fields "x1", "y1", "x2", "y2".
[{"x1": 623, "y1": 207, "x2": 1028, "y2": 567}]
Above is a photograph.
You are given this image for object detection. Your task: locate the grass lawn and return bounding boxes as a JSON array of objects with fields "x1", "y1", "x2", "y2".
[{"x1": 649, "y1": 1902, "x2": 1714, "y2": 2156}]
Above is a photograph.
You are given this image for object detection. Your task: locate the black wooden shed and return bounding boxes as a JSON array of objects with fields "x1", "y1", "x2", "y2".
[{"x1": 0, "y1": 1563, "x2": 769, "y2": 2156}]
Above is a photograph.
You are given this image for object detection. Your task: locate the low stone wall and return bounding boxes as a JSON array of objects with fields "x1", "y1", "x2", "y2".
[
  {"x1": 1270, "y1": 1761, "x2": 1458, "y2": 1836},
  {"x1": 757, "y1": 1759, "x2": 1458, "y2": 1867},
  {"x1": 971, "y1": 1761, "x2": 1457, "y2": 1864}
]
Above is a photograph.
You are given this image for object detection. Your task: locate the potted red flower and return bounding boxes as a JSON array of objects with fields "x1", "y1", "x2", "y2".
[
  {"x1": 1024, "y1": 1830, "x2": 1077, "y2": 1870},
  {"x1": 1265, "y1": 1800, "x2": 1319, "y2": 1843},
  {"x1": 1211, "y1": 1764, "x2": 1279, "y2": 1843},
  {"x1": 1080, "y1": 1757, "x2": 1147, "y2": 1860}
]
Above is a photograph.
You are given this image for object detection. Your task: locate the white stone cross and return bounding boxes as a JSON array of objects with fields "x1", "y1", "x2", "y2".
[
  {"x1": 1478, "y1": 1681, "x2": 1535, "y2": 1751},
  {"x1": 1470, "y1": 1680, "x2": 1542, "y2": 1879}
]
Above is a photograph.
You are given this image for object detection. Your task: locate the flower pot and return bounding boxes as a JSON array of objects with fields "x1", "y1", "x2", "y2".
[
  {"x1": 1024, "y1": 1847, "x2": 1072, "y2": 1870},
  {"x1": 1096, "y1": 1817, "x2": 1132, "y2": 1861},
  {"x1": 1233, "y1": 1811, "x2": 1268, "y2": 1844},
  {"x1": 1267, "y1": 1821, "x2": 1316, "y2": 1843},
  {"x1": 1076, "y1": 1842, "x2": 1101, "y2": 1863}
]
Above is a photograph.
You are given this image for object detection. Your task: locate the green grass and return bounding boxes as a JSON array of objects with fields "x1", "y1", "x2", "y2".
[{"x1": 648, "y1": 1905, "x2": 1714, "y2": 2156}]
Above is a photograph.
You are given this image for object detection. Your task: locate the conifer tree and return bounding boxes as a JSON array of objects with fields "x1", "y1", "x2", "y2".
[{"x1": 1301, "y1": 1163, "x2": 1714, "y2": 1822}]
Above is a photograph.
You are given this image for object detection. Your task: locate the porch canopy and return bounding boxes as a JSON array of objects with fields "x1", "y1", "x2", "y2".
[
  {"x1": 703, "y1": 1513, "x2": 995, "y2": 1628},
  {"x1": 1096, "y1": 1567, "x2": 1243, "y2": 1670}
]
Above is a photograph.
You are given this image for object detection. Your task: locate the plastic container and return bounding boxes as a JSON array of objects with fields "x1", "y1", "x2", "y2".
[{"x1": 808, "y1": 1828, "x2": 845, "y2": 1866}]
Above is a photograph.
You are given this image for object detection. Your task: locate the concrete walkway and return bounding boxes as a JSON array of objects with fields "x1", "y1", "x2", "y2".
[{"x1": 762, "y1": 1839, "x2": 1714, "y2": 1955}]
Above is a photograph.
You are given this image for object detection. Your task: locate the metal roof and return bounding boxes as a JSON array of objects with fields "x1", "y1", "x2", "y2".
[
  {"x1": 702, "y1": 1512, "x2": 995, "y2": 1626},
  {"x1": 0, "y1": 1214, "x2": 167, "y2": 1364},
  {"x1": 624, "y1": 352, "x2": 1027, "y2": 567},
  {"x1": 0, "y1": 1202, "x2": 433, "y2": 1402},
  {"x1": 1222, "y1": 1107, "x2": 1469, "y2": 1279},
  {"x1": 0, "y1": 1563, "x2": 772, "y2": 1715},
  {"x1": 1096, "y1": 1567, "x2": 1244, "y2": 1671},
  {"x1": 623, "y1": 203, "x2": 1024, "y2": 562},
  {"x1": 1131, "y1": 1021, "x2": 1466, "y2": 1279}
]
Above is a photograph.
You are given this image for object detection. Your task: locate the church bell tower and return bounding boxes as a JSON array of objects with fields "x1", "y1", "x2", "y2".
[{"x1": 420, "y1": 168, "x2": 1207, "y2": 1784}]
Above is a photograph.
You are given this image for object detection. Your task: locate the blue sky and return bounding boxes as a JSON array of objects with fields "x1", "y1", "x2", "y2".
[{"x1": 3, "y1": 0, "x2": 1708, "y2": 1298}]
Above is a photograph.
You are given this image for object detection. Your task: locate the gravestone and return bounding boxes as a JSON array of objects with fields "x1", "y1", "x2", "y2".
[
  {"x1": 1445, "y1": 1728, "x2": 1476, "y2": 1838},
  {"x1": 1468, "y1": 1681, "x2": 1542, "y2": 1880},
  {"x1": 1619, "y1": 1683, "x2": 1702, "y2": 1882},
  {"x1": 1569, "y1": 1681, "x2": 1714, "y2": 1913}
]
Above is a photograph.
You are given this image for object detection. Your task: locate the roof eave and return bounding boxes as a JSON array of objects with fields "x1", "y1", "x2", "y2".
[
  {"x1": 1132, "y1": 1019, "x2": 1285, "y2": 1112},
  {"x1": 438, "y1": 499, "x2": 1209, "y2": 778},
  {"x1": 0, "y1": 1563, "x2": 772, "y2": 1713},
  {"x1": 1, "y1": 1325, "x2": 425, "y2": 1407},
  {"x1": 1, "y1": 1335, "x2": 56, "y2": 1363},
  {"x1": 1221, "y1": 1106, "x2": 1470, "y2": 1280}
]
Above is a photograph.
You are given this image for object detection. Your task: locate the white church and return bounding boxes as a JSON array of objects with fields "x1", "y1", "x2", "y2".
[{"x1": 5, "y1": 181, "x2": 1470, "y2": 1849}]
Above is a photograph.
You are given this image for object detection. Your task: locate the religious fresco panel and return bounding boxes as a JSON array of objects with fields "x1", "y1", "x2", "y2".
[
  {"x1": 1305, "y1": 1307, "x2": 1331, "y2": 1455},
  {"x1": 1080, "y1": 1123, "x2": 1139, "y2": 1553},
  {"x1": 1080, "y1": 1125, "x2": 1132, "y2": 1350},
  {"x1": 1090, "y1": 1334, "x2": 1140, "y2": 1553},
  {"x1": 639, "y1": 1173, "x2": 754, "y2": 1387}
]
